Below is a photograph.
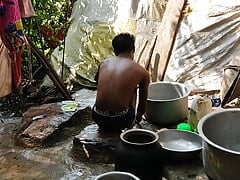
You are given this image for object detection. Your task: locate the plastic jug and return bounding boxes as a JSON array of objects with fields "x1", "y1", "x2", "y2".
[{"x1": 188, "y1": 96, "x2": 212, "y2": 131}]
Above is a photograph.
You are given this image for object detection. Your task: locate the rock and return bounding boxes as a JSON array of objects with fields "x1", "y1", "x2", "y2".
[
  {"x1": 71, "y1": 124, "x2": 120, "y2": 164},
  {"x1": 14, "y1": 103, "x2": 92, "y2": 147},
  {"x1": 71, "y1": 120, "x2": 175, "y2": 164}
]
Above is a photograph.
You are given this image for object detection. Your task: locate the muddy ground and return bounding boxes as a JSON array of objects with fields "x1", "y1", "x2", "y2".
[
  {"x1": 0, "y1": 117, "x2": 114, "y2": 180},
  {"x1": 0, "y1": 83, "x2": 209, "y2": 180},
  {"x1": 0, "y1": 83, "x2": 114, "y2": 180}
]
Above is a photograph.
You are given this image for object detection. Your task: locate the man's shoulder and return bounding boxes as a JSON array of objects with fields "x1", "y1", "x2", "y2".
[
  {"x1": 133, "y1": 62, "x2": 148, "y2": 73},
  {"x1": 130, "y1": 62, "x2": 149, "y2": 82},
  {"x1": 101, "y1": 58, "x2": 112, "y2": 62},
  {"x1": 99, "y1": 58, "x2": 113, "y2": 66}
]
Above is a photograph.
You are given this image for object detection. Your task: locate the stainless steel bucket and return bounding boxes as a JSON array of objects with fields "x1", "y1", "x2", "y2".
[
  {"x1": 145, "y1": 81, "x2": 191, "y2": 125},
  {"x1": 198, "y1": 109, "x2": 240, "y2": 180}
]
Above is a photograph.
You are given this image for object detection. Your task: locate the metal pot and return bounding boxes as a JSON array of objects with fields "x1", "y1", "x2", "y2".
[
  {"x1": 158, "y1": 129, "x2": 202, "y2": 161},
  {"x1": 95, "y1": 171, "x2": 140, "y2": 180},
  {"x1": 198, "y1": 109, "x2": 240, "y2": 180},
  {"x1": 145, "y1": 81, "x2": 191, "y2": 126}
]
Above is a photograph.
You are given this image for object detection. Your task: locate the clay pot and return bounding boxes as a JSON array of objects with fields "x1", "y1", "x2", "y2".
[
  {"x1": 115, "y1": 129, "x2": 164, "y2": 180},
  {"x1": 94, "y1": 171, "x2": 140, "y2": 180}
]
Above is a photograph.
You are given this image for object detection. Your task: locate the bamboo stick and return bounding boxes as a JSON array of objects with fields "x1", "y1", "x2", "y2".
[
  {"x1": 136, "y1": 40, "x2": 148, "y2": 64},
  {"x1": 145, "y1": 35, "x2": 158, "y2": 70}
]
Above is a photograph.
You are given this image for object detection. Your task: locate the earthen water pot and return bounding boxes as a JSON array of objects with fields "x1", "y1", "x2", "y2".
[{"x1": 114, "y1": 128, "x2": 164, "y2": 180}]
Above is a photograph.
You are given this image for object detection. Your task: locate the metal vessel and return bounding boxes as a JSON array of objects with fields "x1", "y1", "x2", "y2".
[
  {"x1": 198, "y1": 109, "x2": 240, "y2": 180},
  {"x1": 145, "y1": 81, "x2": 191, "y2": 125}
]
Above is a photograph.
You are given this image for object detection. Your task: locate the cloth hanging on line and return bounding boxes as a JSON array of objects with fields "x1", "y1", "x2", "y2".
[
  {"x1": 0, "y1": 0, "x2": 25, "y2": 90},
  {"x1": 18, "y1": 0, "x2": 35, "y2": 18},
  {"x1": 0, "y1": 38, "x2": 12, "y2": 97}
]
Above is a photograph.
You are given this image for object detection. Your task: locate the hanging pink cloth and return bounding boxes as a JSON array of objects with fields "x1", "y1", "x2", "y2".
[
  {"x1": 0, "y1": 38, "x2": 12, "y2": 97},
  {"x1": 0, "y1": 0, "x2": 25, "y2": 89},
  {"x1": 18, "y1": 0, "x2": 35, "y2": 18}
]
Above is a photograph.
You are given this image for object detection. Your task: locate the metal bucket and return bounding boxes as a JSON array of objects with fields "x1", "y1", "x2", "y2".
[
  {"x1": 198, "y1": 109, "x2": 240, "y2": 180},
  {"x1": 145, "y1": 81, "x2": 191, "y2": 125},
  {"x1": 95, "y1": 171, "x2": 140, "y2": 180}
]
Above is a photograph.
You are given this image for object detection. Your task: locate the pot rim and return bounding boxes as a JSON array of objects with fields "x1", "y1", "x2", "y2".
[
  {"x1": 158, "y1": 129, "x2": 202, "y2": 152},
  {"x1": 147, "y1": 81, "x2": 191, "y2": 102},
  {"x1": 95, "y1": 171, "x2": 140, "y2": 180},
  {"x1": 198, "y1": 108, "x2": 240, "y2": 155},
  {"x1": 120, "y1": 128, "x2": 159, "y2": 146}
]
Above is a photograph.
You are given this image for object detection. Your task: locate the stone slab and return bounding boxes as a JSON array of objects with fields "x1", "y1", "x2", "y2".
[
  {"x1": 71, "y1": 124, "x2": 120, "y2": 163},
  {"x1": 14, "y1": 102, "x2": 91, "y2": 147}
]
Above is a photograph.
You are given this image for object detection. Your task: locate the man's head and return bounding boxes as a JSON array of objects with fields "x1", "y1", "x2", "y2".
[{"x1": 112, "y1": 33, "x2": 135, "y2": 57}]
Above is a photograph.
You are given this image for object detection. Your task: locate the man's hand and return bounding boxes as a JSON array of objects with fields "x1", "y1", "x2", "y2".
[
  {"x1": 131, "y1": 116, "x2": 142, "y2": 129},
  {"x1": 136, "y1": 114, "x2": 143, "y2": 123}
]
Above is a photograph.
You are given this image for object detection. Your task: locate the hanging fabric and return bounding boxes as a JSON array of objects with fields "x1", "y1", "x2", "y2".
[
  {"x1": 0, "y1": 0, "x2": 25, "y2": 91},
  {"x1": 18, "y1": 0, "x2": 35, "y2": 18},
  {"x1": 0, "y1": 38, "x2": 12, "y2": 97}
]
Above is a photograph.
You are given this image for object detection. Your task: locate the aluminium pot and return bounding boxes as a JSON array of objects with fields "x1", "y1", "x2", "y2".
[
  {"x1": 158, "y1": 129, "x2": 202, "y2": 161},
  {"x1": 115, "y1": 129, "x2": 164, "y2": 180},
  {"x1": 198, "y1": 109, "x2": 240, "y2": 180},
  {"x1": 145, "y1": 81, "x2": 191, "y2": 126}
]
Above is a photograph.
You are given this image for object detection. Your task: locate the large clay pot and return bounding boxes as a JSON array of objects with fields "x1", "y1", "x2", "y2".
[
  {"x1": 95, "y1": 171, "x2": 140, "y2": 180},
  {"x1": 115, "y1": 129, "x2": 164, "y2": 180}
]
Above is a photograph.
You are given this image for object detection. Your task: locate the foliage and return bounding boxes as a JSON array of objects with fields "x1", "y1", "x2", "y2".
[{"x1": 21, "y1": 0, "x2": 72, "y2": 80}]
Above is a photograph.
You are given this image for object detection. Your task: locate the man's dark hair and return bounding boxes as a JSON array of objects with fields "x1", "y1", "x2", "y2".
[{"x1": 112, "y1": 33, "x2": 135, "y2": 56}]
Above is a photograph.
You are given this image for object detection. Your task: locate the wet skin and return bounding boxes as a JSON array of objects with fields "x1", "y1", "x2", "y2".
[{"x1": 95, "y1": 52, "x2": 150, "y2": 122}]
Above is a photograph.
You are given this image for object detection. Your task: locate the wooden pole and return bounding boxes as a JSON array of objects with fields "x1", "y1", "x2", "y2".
[
  {"x1": 152, "y1": 0, "x2": 187, "y2": 81},
  {"x1": 145, "y1": 35, "x2": 158, "y2": 70},
  {"x1": 26, "y1": 36, "x2": 73, "y2": 100},
  {"x1": 161, "y1": 0, "x2": 186, "y2": 80},
  {"x1": 136, "y1": 40, "x2": 148, "y2": 64},
  {"x1": 152, "y1": 53, "x2": 160, "y2": 82}
]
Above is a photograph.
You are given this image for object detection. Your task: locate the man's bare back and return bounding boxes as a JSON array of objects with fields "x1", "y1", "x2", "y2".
[
  {"x1": 92, "y1": 33, "x2": 150, "y2": 131},
  {"x1": 96, "y1": 57, "x2": 149, "y2": 122},
  {"x1": 95, "y1": 56, "x2": 150, "y2": 122}
]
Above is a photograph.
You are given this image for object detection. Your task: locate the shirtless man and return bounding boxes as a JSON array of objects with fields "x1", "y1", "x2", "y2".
[{"x1": 92, "y1": 33, "x2": 150, "y2": 131}]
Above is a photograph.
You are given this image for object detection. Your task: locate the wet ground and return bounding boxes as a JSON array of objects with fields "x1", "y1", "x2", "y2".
[
  {"x1": 0, "y1": 117, "x2": 115, "y2": 180},
  {"x1": 0, "y1": 88, "x2": 210, "y2": 180},
  {"x1": 0, "y1": 89, "x2": 114, "y2": 180}
]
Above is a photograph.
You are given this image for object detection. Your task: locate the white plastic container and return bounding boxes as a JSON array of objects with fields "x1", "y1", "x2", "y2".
[{"x1": 188, "y1": 96, "x2": 212, "y2": 130}]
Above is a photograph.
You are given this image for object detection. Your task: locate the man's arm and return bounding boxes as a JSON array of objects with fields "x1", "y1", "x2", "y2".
[{"x1": 136, "y1": 70, "x2": 150, "y2": 123}]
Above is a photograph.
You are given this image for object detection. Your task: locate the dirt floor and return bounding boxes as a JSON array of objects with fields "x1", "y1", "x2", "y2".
[
  {"x1": 0, "y1": 84, "x2": 210, "y2": 180},
  {"x1": 0, "y1": 85, "x2": 114, "y2": 180},
  {"x1": 0, "y1": 117, "x2": 115, "y2": 180}
]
